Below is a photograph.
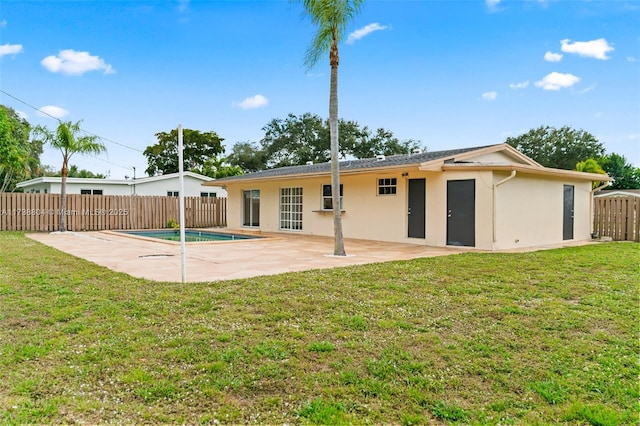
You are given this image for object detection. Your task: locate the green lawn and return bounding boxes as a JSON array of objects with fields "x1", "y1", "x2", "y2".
[{"x1": 0, "y1": 232, "x2": 638, "y2": 425}]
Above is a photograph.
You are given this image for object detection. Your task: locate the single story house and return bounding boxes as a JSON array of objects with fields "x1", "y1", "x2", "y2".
[
  {"x1": 16, "y1": 171, "x2": 227, "y2": 198},
  {"x1": 205, "y1": 143, "x2": 610, "y2": 251}
]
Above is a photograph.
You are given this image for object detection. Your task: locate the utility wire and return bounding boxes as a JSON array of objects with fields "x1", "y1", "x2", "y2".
[{"x1": 0, "y1": 89, "x2": 144, "y2": 153}]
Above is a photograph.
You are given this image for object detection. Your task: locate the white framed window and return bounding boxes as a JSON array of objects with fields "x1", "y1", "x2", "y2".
[
  {"x1": 242, "y1": 189, "x2": 260, "y2": 227},
  {"x1": 322, "y1": 184, "x2": 343, "y2": 210},
  {"x1": 200, "y1": 192, "x2": 217, "y2": 198},
  {"x1": 378, "y1": 177, "x2": 397, "y2": 195},
  {"x1": 280, "y1": 187, "x2": 303, "y2": 230},
  {"x1": 167, "y1": 191, "x2": 179, "y2": 197}
]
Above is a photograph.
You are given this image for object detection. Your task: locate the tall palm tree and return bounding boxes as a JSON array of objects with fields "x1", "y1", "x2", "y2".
[
  {"x1": 34, "y1": 121, "x2": 106, "y2": 231},
  {"x1": 301, "y1": 0, "x2": 364, "y2": 256}
]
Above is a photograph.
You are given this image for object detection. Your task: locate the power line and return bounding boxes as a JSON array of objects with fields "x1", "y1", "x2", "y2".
[
  {"x1": 1, "y1": 89, "x2": 141, "y2": 172},
  {"x1": 0, "y1": 89, "x2": 144, "y2": 153}
]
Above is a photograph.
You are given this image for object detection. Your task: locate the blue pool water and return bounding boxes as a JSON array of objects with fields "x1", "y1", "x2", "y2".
[{"x1": 118, "y1": 229, "x2": 261, "y2": 242}]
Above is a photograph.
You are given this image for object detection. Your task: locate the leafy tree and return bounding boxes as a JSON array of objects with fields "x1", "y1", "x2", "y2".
[
  {"x1": 576, "y1": 158, "x2": 607, "y2": 189},
  {"x1": 227, "y1": 141, "x2": 268, "y2": 173},
  {"x1": 0, "y1": 105, "x2": 42, "y2": 192},
  {"x1": 300, "y1": 0, "x2": 364, "y2": 256},
  {"x1": 144, "y1": 128, "x2": 224, "y2": 176},
  {"x1": 228, "y1": 113, "x2": 422, "y2": 172},
  {"x1": 505, "y1": 125, "x2": 605, "y2": 170},
  {"x1": 261, "y1": 113, "x2": 331, "y2": 168},
  {"x1": 599, "y1": 153, "x2": 640, "y2": 189},
  {"x1": 33, "y1": 121, "x2": 106, "y2": 231},
  {"x1": 192, "y1": 157, "x2": 244, "y2": 179},
  {"x1": 346, "y1": 126, "x2": 422, "y2": 159}
]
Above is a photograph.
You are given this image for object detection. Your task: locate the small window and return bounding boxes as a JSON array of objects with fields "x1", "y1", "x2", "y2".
[
  {"x1": 378, "y1": 178, "x2": 397, "y2": 195},
  {"x1": 200, "y1": 192, "x2": 217, "y2": 198},
  {"x1": 322, "y1": 184, "x2": 343, "y2": 210},
  {"x1": 167, "y1": 191, "x2": 179, "y2": 197},
  {"x1": 82, "y1": 189, "x2": 103, "y2": 195},
  {"x1": 44, "y1": 189, "x2": 48, "y2": 194}
]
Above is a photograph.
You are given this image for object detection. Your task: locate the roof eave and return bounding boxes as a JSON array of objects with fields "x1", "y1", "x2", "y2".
[
  {"x1": 441, "y1": 163, "x2": 613, "y2": 181},
  {"x1": 204, "y1": 162, "x2": 431, "y2": 185}
]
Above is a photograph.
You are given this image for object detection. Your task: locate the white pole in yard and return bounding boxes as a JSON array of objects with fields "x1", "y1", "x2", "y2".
[{"x1": 178, "y1": 124, "x2": 187, "y2": 283}]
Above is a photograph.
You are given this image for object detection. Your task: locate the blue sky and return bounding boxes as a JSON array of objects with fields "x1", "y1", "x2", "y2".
[{"x1": 1, "y1": 0, "x2": 638, "y2": 179}]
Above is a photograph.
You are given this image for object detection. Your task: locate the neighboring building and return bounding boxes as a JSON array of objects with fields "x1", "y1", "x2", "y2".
[
  {"x1": 205, "y1": 143, "x2": 610, "y2": 251},
  {"x1": 594, "y1": 189, "x2": 640, "y2": 198},
  {"x1": 16, "y1": 172, "x2": 227, "y2": 198}
]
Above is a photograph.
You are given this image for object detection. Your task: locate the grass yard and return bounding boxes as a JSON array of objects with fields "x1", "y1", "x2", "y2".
[{"x1": 0, "y1": 232, "x2": 638, "y2": 425}]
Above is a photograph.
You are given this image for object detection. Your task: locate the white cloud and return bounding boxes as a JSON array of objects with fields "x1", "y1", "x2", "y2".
[
  {"x1": 0, "y1": 19, "x2": 7, "y2": 28},
  {"x1": 16, "y1": 110, "x2": 28, "y2": 120},
  {"x1": 579, "y1": 84, "x2": 596, "y2": 94},
  {"x1": 37, "y1": 105, "x2": 69, "y2": 119},
  {"x1": 232, "y1": 94, "x2": 268, "y2": 110},
  {"x1": 41, "y1": 49, "x2": 115, "y2": 76},
  {"x1": 0, "y1": 44, "x2": 24, "y2": 57},
  {"x1": 346, "y1": 23, "x2": 390, "y2": 45},
  {"x1": 629, "y1": 133, "x2": 640, "y2": 140},
  {"x1": 509, "y1": 81, "x2": 529, "y2": 89},
  {"x1": 560, "y1": 38, "x2": 614, "y2": 60},
  {"x1": 482, "y1": 91, "x2": 498, "y2": 101},
  {"x1": 544, "y1": 51, "x2": 563, "y2": 62},
  {"x1": 486, "y1": 0, "x2": 501, "y2": 10},
  {"x1": 535, "y1": 72, "x2": 580, "y2": 90},
  {"x1": 627, "y1": 56, "x2": 637, "y2": 62}
]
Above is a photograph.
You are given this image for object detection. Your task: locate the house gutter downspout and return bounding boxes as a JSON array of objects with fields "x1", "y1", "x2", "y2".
[
  {"x1": 493, "y1": 170, "x2": 517, "y2": 243},
  {"x1": 591, "y1": 180, "x2": 611, "y2": 195}
]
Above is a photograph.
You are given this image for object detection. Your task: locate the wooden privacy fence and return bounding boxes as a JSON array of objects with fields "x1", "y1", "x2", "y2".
[
  {"x1": 0, "y1": 193, "x2": 227, "y2": 232},
  {"x1": 593, "y1": 195, "x2": 639, "y2": 242}
]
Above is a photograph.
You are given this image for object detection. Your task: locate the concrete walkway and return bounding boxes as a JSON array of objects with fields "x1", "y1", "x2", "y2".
[{"x1": 27, "y1": 230, "x2": 469, "y2": 283}]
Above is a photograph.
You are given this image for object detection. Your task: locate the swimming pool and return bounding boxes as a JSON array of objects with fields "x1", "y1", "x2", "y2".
[{"x1": 117, "y1": 229, "x2": 262, "y2": 243}]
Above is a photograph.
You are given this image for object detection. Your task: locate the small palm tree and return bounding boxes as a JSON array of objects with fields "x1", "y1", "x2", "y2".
[
  {"x1": 300, "y1": 0, "x2": 364, "y2": 256},
  {"x1": 34, "y1": 121, "x2": 106, "y2": 231}
]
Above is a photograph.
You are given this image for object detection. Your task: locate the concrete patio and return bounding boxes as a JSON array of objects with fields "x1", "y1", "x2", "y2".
[
  {"x1": 27, "y1": 230, "x2": 470, "y2": 283},
  {"x1": 27, "y1": 230, "x2": 594, "y2": 283}
]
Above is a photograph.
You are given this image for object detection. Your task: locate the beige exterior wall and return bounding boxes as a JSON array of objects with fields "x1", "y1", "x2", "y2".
[
  {"x1": 225, "y1": 171, "x2": 419, "y2": 243},
  {"x1": 464, "y1": 151, "x2": 520, "y2": 164},
  {"x1": 493, "y1": 173, "x2": 593, "y2": 250},
  {"x1": 224, "y1": 167, "x2": 595, "y2": 251},
  {"x1": 423, "y1": 170, "x2": 495, "y2": 249}
]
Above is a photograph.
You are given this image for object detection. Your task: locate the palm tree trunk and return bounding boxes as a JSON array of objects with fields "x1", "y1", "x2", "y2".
[
  {"x1": 329, "y1": 38, "x2": 346, "y2": 256},
  {"x1": 59, "y1": 160, "x2": 68, "y2": 232}
]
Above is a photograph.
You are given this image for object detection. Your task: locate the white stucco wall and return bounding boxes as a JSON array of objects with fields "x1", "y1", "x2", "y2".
[
  {"x1": 133, "y1": 176, "x2": 226, "y2": 197},
  {"x1": 18, "y1": 175, "x2": 227, "y2": 197}
]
